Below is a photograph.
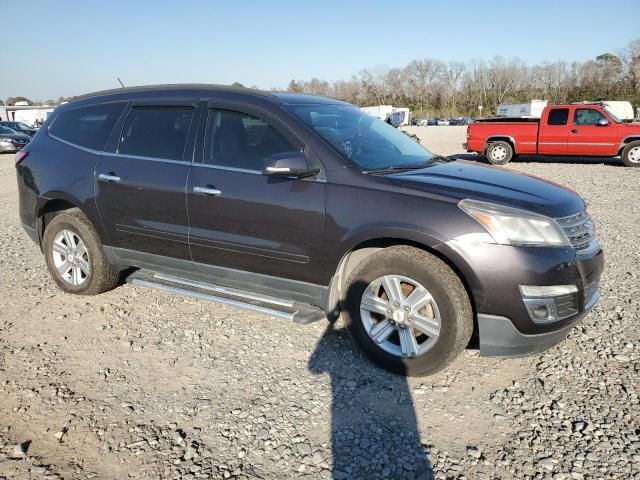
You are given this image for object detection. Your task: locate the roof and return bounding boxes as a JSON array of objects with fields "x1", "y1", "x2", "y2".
[
  {"x1": 74, "y1": 83, "x2": 273, "y2": 101},
  {"x1": 73, "y1": 84, "x2": 349, "y2": 106}
]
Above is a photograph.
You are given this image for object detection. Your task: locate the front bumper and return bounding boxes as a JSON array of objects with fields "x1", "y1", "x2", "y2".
[{"x1": 478, "y1": 287, "x2": 599, "y2": 357}]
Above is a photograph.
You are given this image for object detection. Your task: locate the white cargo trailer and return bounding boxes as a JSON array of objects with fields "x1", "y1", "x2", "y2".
[
  {"x1": 496, "y1": 100, "x2": 548, "y2": 118},
  {"x1": 360, "y1": 105, "x2": 411, "y2": 125}
]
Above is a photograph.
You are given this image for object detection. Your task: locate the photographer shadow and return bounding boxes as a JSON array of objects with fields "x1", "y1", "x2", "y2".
[{"x1": 308, "y1": 320, "x2": 434, "y2": 480}]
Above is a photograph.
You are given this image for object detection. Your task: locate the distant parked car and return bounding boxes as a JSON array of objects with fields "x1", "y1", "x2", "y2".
[
  {"x1": 0, "y1": 126, "x2": 30, "y2": 152},
  {"x1": 459, "y1": 117, "x2": 474, "y2": 125},
  {"x1": 436, "y1": 119, "x2": 450, "y2": 126},
  {"x1": 0, "y1": 121, "x2": 37, "y2": 137},
  {"x1": 426, "y1": 118, "x2": 438, "y2": 126},
  {"x1": 448, "y1": 118, "x2": 463, "y2": 126}
]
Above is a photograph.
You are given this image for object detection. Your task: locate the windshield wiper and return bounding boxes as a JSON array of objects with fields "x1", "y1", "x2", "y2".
[{"x1": 362, "y1": 165, "x2": 425, "y2": 175}]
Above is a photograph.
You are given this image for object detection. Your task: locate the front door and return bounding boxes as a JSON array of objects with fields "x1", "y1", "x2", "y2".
[
  {"x1": 186, "y1": 105, "x2": 326, "y2": 285},
  {"x1": 95, "y1": 102, "x2": 198, "y2": 261},
  {"x1": 566, "y1": 108, "x2": 618, "y2": 156}
]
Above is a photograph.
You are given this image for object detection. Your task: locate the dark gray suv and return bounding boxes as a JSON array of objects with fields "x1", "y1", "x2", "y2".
[{"x1": 16, "y1": 84, "x2": 603, "y2": 375}]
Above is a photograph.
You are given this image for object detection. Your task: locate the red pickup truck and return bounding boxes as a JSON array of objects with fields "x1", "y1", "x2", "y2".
[{"x1": 465, "y1": 103, "x2": 640, "y2": 167}]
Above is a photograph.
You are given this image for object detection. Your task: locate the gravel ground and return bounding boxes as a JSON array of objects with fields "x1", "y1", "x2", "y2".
[{"x1": 0, "y1": 128, "x2": 639, "y2": 479}]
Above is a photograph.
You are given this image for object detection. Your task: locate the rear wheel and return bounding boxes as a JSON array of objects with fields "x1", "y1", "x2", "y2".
[
  {"x1": 486, "y1": 141, "x2": 514, "y2": 165},
  {"x1": 343, "y1": 246, "x2": 473, "y2": 376},
  {"x1": 43, "y1": 208, "x2": 119, "y2": 295},
  {"x1": 622, "y1": 141, "x2": 640, "y2": 167}
]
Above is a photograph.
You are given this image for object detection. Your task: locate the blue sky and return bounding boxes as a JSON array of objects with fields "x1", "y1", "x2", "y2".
[{"x1": 3, "y1": 0, "x2": 639, "y2": 101}]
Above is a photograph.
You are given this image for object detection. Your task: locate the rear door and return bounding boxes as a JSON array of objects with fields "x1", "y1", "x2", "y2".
[
  {"x1": 538, "y1": 107, "x2": 570, "y2": 155},
  {"x1": 186, "y1": 101, "x2": 326, "y2": 284},
  {"x1": 95, "y1": 100, "x2": 198, "y2": 261},
  {"x1": 566, "y1": 108, "x2": 618, "y2": 156}
]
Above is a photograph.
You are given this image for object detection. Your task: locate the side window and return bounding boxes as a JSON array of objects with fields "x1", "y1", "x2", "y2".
[
  {"x1": 547, "y1": 108, "x2": 569, "y2": 126},
  {"x1": 574, "y1": 109, "x2": 606, "y2": 126},
  {"x1": 49, "y1": 102, "x2": 126, "y2": 150},
  {"x1": 204, "y1": 109, "x2": 297, "y2": 171},
  {"x1": 118, "y1": 107, "x2": 194, "y2": 160}
]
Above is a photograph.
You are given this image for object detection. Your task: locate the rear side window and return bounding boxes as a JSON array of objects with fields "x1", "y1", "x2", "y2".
[
  {"x1": 547, "y1": 108, "x2": 569, "y2": 126},
  {"x1": 204, "y1": 109, "x2": 296, "y2": 171},
  {"x1": 49, "y1": 102, "x2": 126, "y2": 150},
  {"x1": 118, "y1": 107, "x2": 194, "y2": 160}
]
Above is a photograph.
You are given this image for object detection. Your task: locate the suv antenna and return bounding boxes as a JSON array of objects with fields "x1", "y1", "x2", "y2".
[{"x1": 117, "y1": 77, "x2": 125, "y2": 88}]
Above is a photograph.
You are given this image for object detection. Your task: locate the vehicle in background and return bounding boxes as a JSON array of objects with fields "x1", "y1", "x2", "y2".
[
  {"x1": 361, "y1": 105, "x2": 411, "y2": 126},
  {"x1": 465, "y1": 103, "x2": 640, "y2": 167},
  {"x1": 0, "y1": 126, "x2": 30, "y2": 152},
  {"x1": 448, "y1": 118, "x2": 462, "y2": 126},
  {"x1": 0, "y1": 121, "x2": 38, "y2": 137},
  {"x1": 582, "y1": 101, "x2": 634, "y2": 123},
  {"x1": 497, "y1": 100, "x2": 548, "y2": 118},
  {"x1": 16, "y1": 84, "x2": 603, "y2": 376},
  {"x1": 459, "y1": 117, "x2": 474, "y2": 125},
  {"x1": 436, "y1": 119, "x2": 450, "y2": 126},
  {"x1": 426, "y1": 118, "x2": 438, "y2": 126}
]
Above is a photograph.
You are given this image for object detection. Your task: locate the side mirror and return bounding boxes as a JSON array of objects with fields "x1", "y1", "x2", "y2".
[
  {"x1": 263, "y1": 152, "x2": 319, "y2": 178},
  {"x1": 596, "y1": 118, "x2": 609, "y2": 126}
]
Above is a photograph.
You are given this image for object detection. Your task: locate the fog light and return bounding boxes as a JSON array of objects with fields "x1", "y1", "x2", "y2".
[
  {"x1": 532, "y1": 305, "x2": 549, "y2": 320},
  {"x1": 519, "y1": 285, "x2": 578, "y2": 324}
]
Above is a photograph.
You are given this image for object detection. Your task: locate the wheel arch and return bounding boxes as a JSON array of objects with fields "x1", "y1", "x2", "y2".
[
  {"x1": 326, "y1": 236, "x2": 478, "y2": 339},
  {"x1": 618, "y1": 136, "x2": 640, "y2": 156},
  {"x1": 35, "y1": 193, "x2": 101, "y2": 248},
  {"x1": 484, "y1": 136, "x2": 516, "y2": 154}
]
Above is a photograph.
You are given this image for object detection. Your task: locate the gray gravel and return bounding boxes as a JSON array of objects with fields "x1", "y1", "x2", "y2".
[{"x1": 1, "y1": 139, "x2": 639, "y2": 480}]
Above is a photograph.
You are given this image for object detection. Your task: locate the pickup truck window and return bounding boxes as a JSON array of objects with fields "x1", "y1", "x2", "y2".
[
  {"x1": 547, "y1": 108, "x2": 569, "y2": 125},
  {"x1": 574, "y1": 109, "x2": 607, "y2": 126}
]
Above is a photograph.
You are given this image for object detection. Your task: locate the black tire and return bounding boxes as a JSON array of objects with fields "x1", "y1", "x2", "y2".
[
  {"x1": 42, "y1": 208, "x2": 119, "y2": 295},
  {"x1": 486, "y1": 141, "x2": 514, "y2": 165},
  {"x1": 342, "y1": 246, "x2": 473, "y2": 376},
  {"x1": 621, "y1": 141, "x2": 640, "y2": 168}
]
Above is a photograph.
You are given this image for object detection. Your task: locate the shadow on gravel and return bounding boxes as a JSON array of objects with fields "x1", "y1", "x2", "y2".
[
  {"x1": 309, "y1": 323, "x2": 433, "y2": 480},
  {"x1": 452, "y1": 153, "x2": 625, "y2": 167}
]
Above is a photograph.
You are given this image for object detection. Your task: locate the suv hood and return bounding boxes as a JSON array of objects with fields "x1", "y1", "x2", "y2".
[{"x1": 390, "y1": 160, "x2": 584, "y2": 218}]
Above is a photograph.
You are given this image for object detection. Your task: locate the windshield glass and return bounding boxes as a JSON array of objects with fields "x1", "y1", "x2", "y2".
[
  {"x1": 18, "y1": 123, "x2": 33, "y2": 129},
  {"x1": 284, "y1": 103, "x2": 433, "y2": 170},
  {"x1": 603, "y1": 107, "x2": 622, "y2": 124}
]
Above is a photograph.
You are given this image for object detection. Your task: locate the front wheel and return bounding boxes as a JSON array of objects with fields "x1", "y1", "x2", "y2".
[
  {"x1": 622, "y1": 141, "x2": 640, "y2": 167},
  {"x1": 343, "y1": 246, "x2": 473, "y2": 376},
  {"x1": 486, "y1": 141, "x2": 514, "y2": 165}
]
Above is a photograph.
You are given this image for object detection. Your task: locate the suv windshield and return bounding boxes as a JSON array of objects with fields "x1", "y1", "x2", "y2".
[{"x1": 284, "y1": 103, "x2": 433, "y2": 170}]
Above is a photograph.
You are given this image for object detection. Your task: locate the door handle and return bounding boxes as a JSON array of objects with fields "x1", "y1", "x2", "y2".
[
  {"x1": 98, "y1": 173, "x2": 121, "y2": 183},
  {"x1": 193, "y1": 186, "x2": 222, "y2": 196},
  {"x1": 570, "y1": 129, "x2": 579, "y2": 134}
]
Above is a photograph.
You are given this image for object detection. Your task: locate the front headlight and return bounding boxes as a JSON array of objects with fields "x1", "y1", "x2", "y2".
[{"x1": 458, "y1": 199, "x2": 570, "y2": 247}]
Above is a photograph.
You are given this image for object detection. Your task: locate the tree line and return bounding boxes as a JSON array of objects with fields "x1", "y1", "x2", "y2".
[{"x1": 284, "y1": 39, "x2": 640, "y2": 118}]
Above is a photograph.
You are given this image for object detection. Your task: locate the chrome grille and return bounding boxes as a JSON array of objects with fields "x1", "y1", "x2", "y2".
[{"x1": 556, "y1": 211, "x2": 597, "y2": 253}]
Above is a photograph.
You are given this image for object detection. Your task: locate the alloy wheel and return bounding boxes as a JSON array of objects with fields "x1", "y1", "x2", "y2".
[
  {"x1": 360, "y1": 275, "x2": 441, "y2": 358},
  {"x1": 51, "y1": 229, "x2": 91, "y2": 286}
]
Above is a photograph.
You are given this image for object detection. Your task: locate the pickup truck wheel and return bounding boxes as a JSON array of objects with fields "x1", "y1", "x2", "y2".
[
  {"x1": 622, "y1": 141, "x2": 640, "y2": 167},
  {"x1": 343, "y1": 246, "x2": 473, "y2": 376},
  {"x1": 487, "y1": 141, "x2": 514, "y2": 165},
  {"x1": 43, "y1": 208, "x2": 119, "y2": 295}
]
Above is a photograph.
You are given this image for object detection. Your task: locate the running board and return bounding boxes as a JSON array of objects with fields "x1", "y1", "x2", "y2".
[{"x1": 125, "y1": 271, "x2": 326, "y2": 325}]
